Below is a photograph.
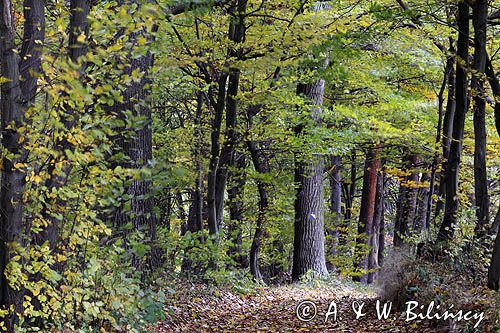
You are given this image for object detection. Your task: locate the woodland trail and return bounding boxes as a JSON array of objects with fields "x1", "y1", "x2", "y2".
[{"x1": 155, "y1": 281, "x2": 454, "y2": 333}]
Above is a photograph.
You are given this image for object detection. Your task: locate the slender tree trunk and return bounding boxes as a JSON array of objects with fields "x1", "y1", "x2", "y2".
[
  {"x1": 248, "y1": 140, "x2": 270, "y2": 282},
  {"x1": 40, "y1": 0, "x2": 92, "y2": 249},
  {"x1": 439, "y1": 2, "x2": 469, "y2": 242},
  {"x1": 435, "y1": 42, "x2": 456, "y2": 220},
  {"x1": 343, "y1": 150, "x2": 357, "y2": 222},
  {"x1": 212, "y1": 0, "x2": 247, "y2": 229},
  {"x1": 368, "y1": 164, "x2": 384, "y2": 284},
  {"x1": 415, "y1": 172, "x2": 430, "y2": 231},
  {"x1": 394, "y1": 154, "x2": 419, "y2": 247},
  {"x1": 488, "y1": 226, "x2": 500, "y2": 290},
  {"x1": 355, "y1": 144, "x2": 381, "y2": 284},
  {"x1": 471, "y1": 0, "x2": 489, "y2": 238},
  {"x1": 377, "y1": 173, "x2": 386, "y2": 268},
  {"x1": 227, "y1": 151, "x2": 248, "y2": 268},
  {"x1": 193, "y1": 91, "x2": 205, "y2": 236},
  {"x1": 0, "y1": 0, "x2": 45, "y2": 330},
  {"x1": 486, "y1": 58, "x2": 500, "y2": 137},
  {"x1": 292, "y1": 81, "x2": 328, "y2": 281},
  {"x1": 491, "y1": 204, "x2": 500, "y2": 236},
  {"x1": 207, "y1": 74, "x2": 228, "y2": 236},
  {"x1": 327, "y1": 155, "x2": 342, "y2": 270}
]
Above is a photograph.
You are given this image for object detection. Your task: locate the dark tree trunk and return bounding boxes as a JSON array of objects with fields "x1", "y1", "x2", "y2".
[
  {"x1": 292, "y1": 81, "x2": 328, "y2": 281},
  {"x1": 207, "y1": 74, "x2": 228, "y2": 236},
  {"x1": 491, "y1": 204, "x2": 500, "y2": 236},
  {"x1": 109, "y1": 0, "x2": 159, "y2": 269},
  {"x1": 40, "y1": 0, "x2": 92, "y2": 249},
  {"x1": 439, "y1": 2, "x2": 469, "y2": 242},
  {"x1": 435, "y1": 42, "x2": 456, "y2": 219},
  {"x1": 343, "y1": 150, "x2": 357, "y2": 222},
  {"x1": 355, "y1": 144, "x2": 381, "y2": 284},
  {"x1": 192, "y1": 91, "x2": 205, "y2": 236},
  {"x1": 488, "y1": 226, "x2": 500, "y2": 290},
  {"x1": 326, "y1": 155, "x2": 341, "y2": 270},
  {"x1": 210, "y1": 0, "x2": 247, "y2": 231},
  {"x1": 486, "y1": 58, "x2": 500, "y2": 137},
  {"x1": 394, "y1": 154, "x2": 419, "y2": 247},
  {"x1": 227, "y1": 151, "x2": 248, "y2": 268},
  {"x1": 377, "y1": 173, "x2": 386, "y2": 268},
  {"x1": 247, "y1": 140, "x2": 270, "y2": 282},
  {"x1": 368, "y1": 165, "x2": 384, "y2": 284},
  {"x1": 0, "y1": 0, "x2": 45, "y2": 330},
  {"x1": 415, "y1": 172, "x2": 430, "y2": 232},
  {"x1": 471, "y1": 0, "x2": 489, "y2": 238}
]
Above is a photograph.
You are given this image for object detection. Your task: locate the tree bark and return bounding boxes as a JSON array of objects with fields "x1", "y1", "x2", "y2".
[
  {"x1": 377, "y1": 173, "x2": 386, "y2": 268},
  {"x1": 485, "y1": 57, "x2": 500, "y2": 137},
  {"x1": 394, "y1": 154, "x2": 419, "y2": 247},
  {"x1": 211, "y1": 0, "x2": 247, "y2": 231},
  {"x1": 39, "y1": 0, "x2": 92, "y2": 249},
  {"x1": 326, "y1": 155, "x2": 341, "y2": 270},
  {"x1": 227, "y1": 151, "x2": 248, "y2": 268},
  {"x1": 368, "y1": 165, "x2": 384, "y2": 284},
  {"x1": 415, "y1": 172, "x2": 430, "y2": 231},
  {"x1": 471, "y1": 0, "x2": 489, "y2": 238},
  {"x1": 355, "y1": 144, "x2": 381, "y2": 284},
  {"x1": 207, "y1": 73, "x2": 228, "y2": 236},
  {"x1": 292, "y1": 81, "x2": 328, "y2": 281},
  {"x1": 247, "y1": 140, "x2": 270, "y2": 282},
  {"x1": 435, "y1": 41, "x2": 455, "y2": 221},
  {"x1": 109, "y1": 0, "x2": 159, "y2": 269},
  {"x1": 438, "y1": 2, "x2": 469, "y2": 242},
  {"x1": 488, "y1": 226, "x2": 500, "y2": 290},
  {"x1": 0, "y1": 0, "x2": 45, "y2": 330},
  {"x1": 343, "y1": 149, "x2": 357, "y2": 222}
]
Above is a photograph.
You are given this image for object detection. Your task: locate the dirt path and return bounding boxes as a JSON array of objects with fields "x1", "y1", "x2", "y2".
[{"x1": 155, "y1": 281, "x2": 455, "y2": 332}]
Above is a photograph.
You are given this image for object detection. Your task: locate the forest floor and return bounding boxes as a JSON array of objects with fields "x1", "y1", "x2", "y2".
[
  {"x1": 155, "y1": 261, "x2": 499, "y2": 332},
  {"x1": 154, "y1": 280, "x2": 440, "y2": 332}
]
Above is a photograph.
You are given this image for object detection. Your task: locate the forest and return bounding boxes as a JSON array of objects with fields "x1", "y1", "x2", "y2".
[{"x1": 1, "y1": 0, "x2": 500, "y2": 331}]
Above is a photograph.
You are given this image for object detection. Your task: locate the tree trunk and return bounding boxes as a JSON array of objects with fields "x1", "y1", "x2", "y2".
[
  {"x1": 486, "y1": 57, "x2": 500, "y2": 137},
  {"x1": 248, "y1": 140, "x2": 270, "y2": 282},
  {"x1": 377, "y1": 173, "x2": 386, "y2": 268},
  {"x1": 435, "y1": 42, "x2": 456, "y2": 219},
  {"x1": 471, "y1": 0, "x2": 489, "y2": 238},
  {"x1": 394, "y1": 154, "x2": 419, "y2": 247},
  {"x1": 415, "y1": 172, "x2": 430, "y2": 232},
  {"x1": 355, "y1": 144, "x2": 381, "y2": 284},
  {"x1": 488, "y1": 226, "x2": 500, "y2": 290},
  {"x1": 491, "y1": 204, "x2": 500, "y2": 236},
  {"x1": 292, "y1": 81, "x2": 328, "y2": 281},
  {"x1": 211, "y1": 0, "x2": 247, "y2": 230},
  {"x1": 110, "y1": 0, "x2": 159, "y2": 269},
  {"x1": 40, "y1": 0, "x2": 92, "y2": 249},
  {"x1": 0, "y1": 0, "x2": 45, "y2": 330},
  {"x1": 439, "y1": 2, "x2": 469, "y2": 242},
  {"x1": 327, "y1": 155, "x2": 341, "y2": 270},
  {"x1": 368, "y1": 165, "x2": 384, "y2": 284},
  {"x1": 227, "y1": 151, "x2": 248, "y2": 268},
  {"x1": 343, "y1": 150, "x2": 357, "y2": 222},
  {"x1": 207, "y1": 73, "x2": 228, "y2": 236}
]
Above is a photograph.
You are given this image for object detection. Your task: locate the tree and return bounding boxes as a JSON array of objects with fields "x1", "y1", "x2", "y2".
[
  {"x1": 292, "y1": 81, "x2": 329, "y2": 281},
  {"x1": 208, "y1": 0, "x2": 247, "y2": 235},
  {"x1": 0, "y1": 0, "x2": 45, "y2": 330},
  {"x1": 327, "y1": 155, "x2": 342, "y2": 270},
  {"x1": 438, "y1": 1, "x2": 470, "y2": 242},
  {"x1": 394, "y1": 154, "x2": 419, "y2": 247},
  {"x1": 355, "y1": 144, "x2": 381, "y2": 284},
  {"x1": 247, "y1": 139, "x2": 271, "y2": 281},
  {"x1": 471, "y1": 0, "x2": 489, "y2": 237}
]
